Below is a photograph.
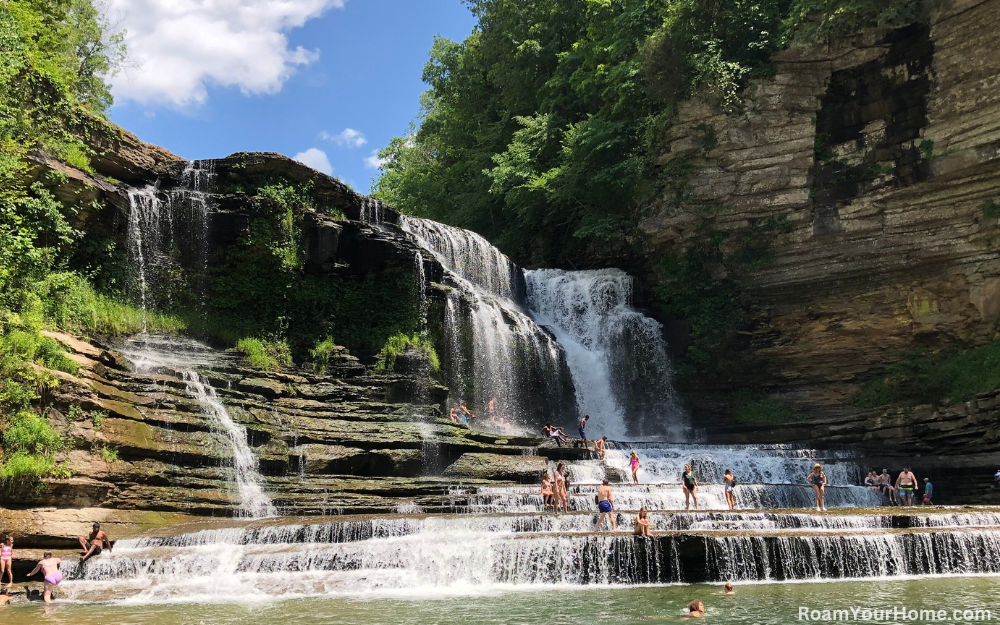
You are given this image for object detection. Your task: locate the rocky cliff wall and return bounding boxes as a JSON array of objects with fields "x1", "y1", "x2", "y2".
[{"x1": 641, "y1": 0, "x2": 1000, "y2": 436}]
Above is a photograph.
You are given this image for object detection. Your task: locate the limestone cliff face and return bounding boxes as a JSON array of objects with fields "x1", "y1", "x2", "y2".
[
  {"x1": 641, "y1": 0, "x2": 1000, "y2": 438},
  {"x1": 2, "y1": 138, "x2": 572, "y2": 521}
]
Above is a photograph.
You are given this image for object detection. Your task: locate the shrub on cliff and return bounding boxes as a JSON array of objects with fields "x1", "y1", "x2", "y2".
[
  {"x1": 236, "y1": 337, "x2": 293, "y2": 372},
  {"x1": 373, "y1": 333, "x2": 440, "y2": 374}
]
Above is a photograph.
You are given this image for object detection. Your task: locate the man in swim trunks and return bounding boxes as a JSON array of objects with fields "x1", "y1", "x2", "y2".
[
  {"x1": 78, "y1": 522, "x2": 112, "y2": 563},
  {"x1": 578, "y1": 415, "x2": 590, "y2": 450},
  {"x1": 895, "y1": 466, "x2": 918, "y2": 506},
  {"x1": 27, "y1": 551, "x2": 62, "y2": 603},
  {"x1": 595, "y1": 478, "x2": 616, "y2": 530},
  {"x1": 595, "y1": 436, "x2": 607, "y2": 461}
]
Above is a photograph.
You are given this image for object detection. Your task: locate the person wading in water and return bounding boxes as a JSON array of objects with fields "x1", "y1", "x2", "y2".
[
  {"x1": 630, "y1": 450, "x2": 641, "y2": 484},
  {"x1": 682, "y1": 463, "x2": 698, "y2": 510},
  {"x1": 595, "y1": 478, "x2": 616, "y2": 530},
  {"x1": 554, "y1": 463, "x2": 568, "y2": 514},
  {"x1": 595, "y1": 436, "x2": 607, "y2": 461},
  {"x1": 723, "y1": 468, "x2": 736, "y2": 511},
  {"x1": 807, "y1": 463, "x2": 827, "y2": 511},
  {"x1": 27, "y1": 552, "x2": 62, "y2": 604},
  {"x1": 895, "y1": 466, "x2": 918, "y2": 506}
]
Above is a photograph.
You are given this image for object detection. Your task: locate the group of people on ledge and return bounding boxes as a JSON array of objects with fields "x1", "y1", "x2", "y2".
[
  {"x1": 864, "y1": 467, "x2": 932, "y2": 505},
  {"x1": 447, "y1": 398, "x2": 517, "y2": 432},
  {"x1": 0, "y1": 522, "x2": 112, "y2": 604}
]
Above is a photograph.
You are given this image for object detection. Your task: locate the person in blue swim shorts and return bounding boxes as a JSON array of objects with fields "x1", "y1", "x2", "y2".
[
  {"x1": 578, "y1": 415, "x2": 590, "y2": 450},
  {"x1": 595, "y1": 478, "x2": 616, "y2": 530}
]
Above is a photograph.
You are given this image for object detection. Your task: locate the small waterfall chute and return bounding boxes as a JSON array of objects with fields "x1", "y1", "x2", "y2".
[{"x1": 525, "y1": 268, "x2": 684, "y2": 439}]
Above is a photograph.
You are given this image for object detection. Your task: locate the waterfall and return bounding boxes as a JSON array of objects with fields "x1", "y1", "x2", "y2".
[
  {"x1": 182, "y1": 371, "x2": 277, "y2": 518},
  {"x1": 120, "y1": 336, "x2": 277, "y2": 518},
  {"x1": 525, "y1": 269, "x2": 684, "y2": 438},
  {"x1": 54, "y1": 511, "x2": 1000, "y2": 601},
  {"x1": 125, "y1": 185, "x2": 163, "y2": 329},
  {"x1": 122, "y1": 166, "x2": 275, "y2": 518},
  {"x1": 400, "y1": 216, "x2": 575, "y2": 427}
]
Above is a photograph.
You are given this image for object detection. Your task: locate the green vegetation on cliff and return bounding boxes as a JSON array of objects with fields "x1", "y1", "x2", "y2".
[
  {"x1": 375, "y1": 0, "x2": 923, "y2": 268},
  {"x1": 374, "y1": 0, "x2": 924, "y2": 380},
  {"x1": 854, "y1": 341, "x2": 1000, "y2": 409},
  {"x1": 0, "y1": 0, "x2": 136, "y2": 482}
]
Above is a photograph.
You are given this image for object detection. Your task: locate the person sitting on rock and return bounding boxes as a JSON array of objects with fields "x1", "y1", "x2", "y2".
[
  {"x1": 633, "y1": 506, "x2": 650, "y2": 536},
  {"x1": 448, "y1": 406, "x2": 460, "y2": 424},
  {"x1": 78, "y1": 522, "x2": 112, "y2": 563}
]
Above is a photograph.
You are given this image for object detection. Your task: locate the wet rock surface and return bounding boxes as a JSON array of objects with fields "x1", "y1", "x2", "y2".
[{"x1": 2, "y1": 331, "x2": 564, "y2": 520}]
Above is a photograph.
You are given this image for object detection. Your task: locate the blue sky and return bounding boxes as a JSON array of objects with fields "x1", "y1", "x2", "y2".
[{"x1": 108, "y1": 0, "x2": 477, "y2": 193}]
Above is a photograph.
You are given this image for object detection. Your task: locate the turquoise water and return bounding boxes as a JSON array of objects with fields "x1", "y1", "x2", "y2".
[{"x1": 4, "y1": 577, "x2": 1000, "y2": 624}]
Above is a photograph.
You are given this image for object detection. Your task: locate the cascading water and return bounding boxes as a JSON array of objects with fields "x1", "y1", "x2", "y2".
[
  {"x1": 525, "y1": 268, "x2": 684, "y2": 438},
  {"x1": 122, "y1": 166, "x2": 275, "y2": 517},
  {"x1": 400, "y1": 216, "x2": 575, "y2": 426},
  {"x1": 55, "y1": 509, "x2": 1000, "y2": 601},
  {"x1": 119, "y1": 336, "x2": 277, "y2": 518}
]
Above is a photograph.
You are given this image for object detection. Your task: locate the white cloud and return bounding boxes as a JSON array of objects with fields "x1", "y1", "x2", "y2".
[
  {"x1": 293, "y1": 148, "x2": 333, "y2": 175},
  {"x1": 320, "y1": 128, "x2": 367, "y2": 148},
  {"x1": 109, "y1": 0, "x2": 347, "y2": 106},
  {"x1": 364, "y1": 149, "x2": 388, "y2": 170}
]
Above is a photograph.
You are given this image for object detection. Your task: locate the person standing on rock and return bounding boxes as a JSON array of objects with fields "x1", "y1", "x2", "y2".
[
  {"x1": 579, "y1": 415, "x2": 590, "y2": 450},
  {"x1": 922, "y1": 477, "x2": 934, "y2": 505},
  {"x1": 880, "y1": 469, "x2": 897, "y2": 504},
  {"x1": 26, "y1": 552, "x2": 61, "y2": 604},
  {"x1": 807, "y1": 464, "x2": 827, "y2": 511},
  {"x1": 78, "y1": 522, "x2": 112, "y2": 563},
  {"x1": 682, "y1": 463, "x2": 698, "y2": 510},
  {"x1": 630, "y1": 450, "x2": 641, "y2": 484},
  {"x1": 723, "y1": 469, "x2": 736, "y2": 511},
  {"x1": 0, "y1": 535, "x2": 13, "y2": 590},
  {"x1": 895, "y1": 467, "x2": 918, "y2": 506},
  {"x1": 595, "y1": 479, "x2": 616, "y2": 531},
  {"x1": 554, "y1": 463, "x2": 568, "y2": 514}
]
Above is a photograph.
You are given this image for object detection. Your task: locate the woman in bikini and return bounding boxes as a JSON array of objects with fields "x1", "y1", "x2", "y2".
[
  {"x1": 682, "y1": 463, "x2": 698, "y2": 510},
  {"x1": 630, "y1": 451, "x2": 641, "y2": 484},
  {"x1": 633, "y1": 506, "x2": 651, "y2": 536},
  {"x1": 807, "y1": 463, "x2": 827, "y2": 511},
  {"x1": 27, "y1": 551, "x2": 62, "y2": 604},
  {"x1": 723, "y1": 468, "x2": 736, "y2": 511},
  {"x1": 541, "y1": 472, "x2": 554, "y2": 511},
  {"x1": 0, "y1": 536, "x2": 12, "y2": 589},
  {"x1": 554, "y1": 463, "x2": 568, "y2": 514}
]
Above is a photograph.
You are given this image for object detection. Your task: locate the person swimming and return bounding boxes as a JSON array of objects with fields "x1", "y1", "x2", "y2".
[
  {"x1": 27, "y1": 551, "x2": 62, "y2": 604},
  {"x1": 685, "y1": 600, "x2": 706, "y2": 617},
  {"x1": 724, "y1": 582, "x2": 734, "y2": 595}
]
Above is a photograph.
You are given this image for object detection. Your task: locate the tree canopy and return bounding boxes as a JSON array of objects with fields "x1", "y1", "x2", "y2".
[{"x1": 373, "y1": 0, "x2": 924, "y2": 269}]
